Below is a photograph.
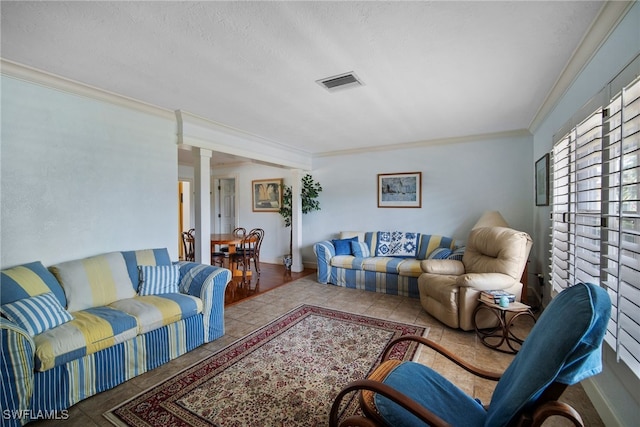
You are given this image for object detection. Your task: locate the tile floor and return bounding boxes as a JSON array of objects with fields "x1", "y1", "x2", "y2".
[{"x1": 31, "y1": 276, "x2": 603, "y2": 426}]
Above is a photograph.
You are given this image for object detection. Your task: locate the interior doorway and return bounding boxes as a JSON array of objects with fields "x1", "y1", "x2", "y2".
[
  {"x1": 213, "y1": 177, "x2": 236, "y2": 234},
  {"x1": 178, "y1": 180, "x2": 193, "y2": 260}
]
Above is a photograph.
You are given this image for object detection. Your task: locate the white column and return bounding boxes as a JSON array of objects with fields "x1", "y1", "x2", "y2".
[
  {"x1": 291, "y1": 169, "x2": 304, "y2": 272},
  {"x1": 193, "y1": 147, "x2": 212, "y2": 264}
]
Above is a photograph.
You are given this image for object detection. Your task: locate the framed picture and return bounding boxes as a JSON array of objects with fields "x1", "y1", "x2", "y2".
[
  {"x1": 535, "y1": 153, "x2": 550, "y2": 206},
  {"x1": 252, "y1": 178, "x2": 283, "y2": 212},
  {"x1": 378, "y1": 172, "x2": 422, "y2": 208}
]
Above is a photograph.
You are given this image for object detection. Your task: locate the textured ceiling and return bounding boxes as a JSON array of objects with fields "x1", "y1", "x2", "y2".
[{"x1": 1, "y1": 1, "x2": 604, "y2": 162}]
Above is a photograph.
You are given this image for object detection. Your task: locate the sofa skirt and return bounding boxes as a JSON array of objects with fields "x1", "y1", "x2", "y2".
[
  {"x1": 27, "y1": 314, "x2": 204, "y2": 421},
  {"x1": 327, "y1": 266, "x2": 420, "y2": 298}
]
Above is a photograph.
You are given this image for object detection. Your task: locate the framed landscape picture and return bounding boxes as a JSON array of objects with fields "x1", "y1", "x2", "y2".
[
  {"x1": 535, "y1": 154, "x2": 549, "y2": 206},
  {"x1": 252, "y1": 178, "x2": 283, "y2": 212},
  {"x1": 378, "y1": 172, "x2": 422, "y2": 208}
]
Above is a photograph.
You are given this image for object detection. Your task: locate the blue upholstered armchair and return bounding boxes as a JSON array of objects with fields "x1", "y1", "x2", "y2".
[{"x1": 329, "y1": 282, "x2": 610, "y2": 427}]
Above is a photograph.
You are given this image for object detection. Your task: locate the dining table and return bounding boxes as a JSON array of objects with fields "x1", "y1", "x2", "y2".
[{"x1": 210, "y1": 233, "x2": 255, "y2": 277}]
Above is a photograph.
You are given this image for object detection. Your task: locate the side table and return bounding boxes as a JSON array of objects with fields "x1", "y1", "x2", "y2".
[{"x1": 473, "y1": 300, "x2": 536, "y2": 354}]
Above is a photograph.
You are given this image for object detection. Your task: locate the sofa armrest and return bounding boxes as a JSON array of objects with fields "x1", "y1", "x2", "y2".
[
  {"x1": 456, "y1": 272, "x2": 518, "y2": 291},
  {"x1": 1, "y1": 318, "x2": 35, "y2": 426},
  {"x1": 174, "y1": 262, "x2": 232, "y2": 342},
  {"x1": 420, "y1": 259, "x2": 465, "y2": 275},
  {"x1": 313, "y1": 241, "x2": 336, "y2": 284}
]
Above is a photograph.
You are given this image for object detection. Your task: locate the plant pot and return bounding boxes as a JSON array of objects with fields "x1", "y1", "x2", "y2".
[{"x1": 283, "y1": 254, "x2": 292, "y2": 270}]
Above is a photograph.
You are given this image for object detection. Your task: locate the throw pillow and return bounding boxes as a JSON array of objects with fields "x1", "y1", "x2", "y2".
[
  {"x1": 427, "y1": 247, "x2": 453, "y2": 260},
  {"x1": 138, "y1": 265, "x2": 181, "y2": 296},
  {"x1": 0, "y1": 292, "x2": 73, "y2": 336},
  {"x1": 351, "y1": 241, "x2": 371, "y2": 257},
  {"x1": 448, "y1": 247, "x2": 465, "y2": 261},
  {"x1": 332, "y1": 237, "x2": 358, "y2": 255},
  {"x1": 1, "y1": 261, "x2": 68, "y2": 307},
  {"x1": 121, "y1": 248, "x2": 172, "y2": 291}
]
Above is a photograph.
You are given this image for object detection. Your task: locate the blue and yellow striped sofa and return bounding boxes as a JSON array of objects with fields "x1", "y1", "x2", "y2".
[
  {"x1": 313, "y1": 231, "x2": 459, "y2": 298},
  {"x1": 0, "y1": 248, "x2": 231, "y2": 426}
]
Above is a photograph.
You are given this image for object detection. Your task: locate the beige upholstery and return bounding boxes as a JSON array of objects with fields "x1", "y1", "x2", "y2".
[{"x1": 418, "y1": 226, "x2": 533, "y2": 330}]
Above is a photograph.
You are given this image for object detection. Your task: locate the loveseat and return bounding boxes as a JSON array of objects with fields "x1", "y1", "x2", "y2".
[
  {"x1": 313, "y1": 231, "x2": 459, "y2": 298},
  {"x1": 0, "y1": 248, "x2": 231, "y2": 426}
]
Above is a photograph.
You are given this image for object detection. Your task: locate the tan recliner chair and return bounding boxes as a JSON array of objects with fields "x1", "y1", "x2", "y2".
[{"x1": 417, "y1": 214, "x2": 532, "y2": 331}]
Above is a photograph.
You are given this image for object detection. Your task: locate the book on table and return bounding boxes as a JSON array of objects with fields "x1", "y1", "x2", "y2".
[{"x1": 480, "y1": 290, "x2": 516, "y2": 304}]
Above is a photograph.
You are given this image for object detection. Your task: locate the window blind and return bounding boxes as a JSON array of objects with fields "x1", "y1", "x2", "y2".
[{"x1": 551, "y1": 75, "x2": 640, "y2": 378}]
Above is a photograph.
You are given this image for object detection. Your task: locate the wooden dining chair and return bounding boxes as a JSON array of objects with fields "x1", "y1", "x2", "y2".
[
  {"x1": 230, "y1": 230, "x2": 261, "y2": 282},
  {"x1": 220, "y1": 227, "x2": 246, "y2": 256},
  {"x1": 248, "y1": 228, "x2": 265, "y2": 275},
  {"x1": 181, "y1": 228, "x2": 195, "y2": 262}
]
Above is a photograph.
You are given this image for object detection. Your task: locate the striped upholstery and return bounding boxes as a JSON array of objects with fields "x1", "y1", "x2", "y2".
[
  {"x1": 314, "y1": 232, "x2": 456, "y2": 299},
  {"x1": 1, "y1": 251, "x2": 232, "y2": 425},
  {"x1": 0, "y1": 292, "x2": 73, "y2": 337},
  {"x1": 1, "y1": 261, "x2": 67, "y2": 307},
  {"x1": 109, "y1": 293, "x2": 203, "y2": 334},
  {"x1": 137, "y1": 265, "x2": 180, "y2": 295},
  {"x1": 121, "y1": 248, "x2": 172, "y2": 291},
  {"x1": 33, "y1": 306, "x2": 138, "y2": 371},
  {"x1": 50, "y1": 252, "x2": 136, "y2": 312}
]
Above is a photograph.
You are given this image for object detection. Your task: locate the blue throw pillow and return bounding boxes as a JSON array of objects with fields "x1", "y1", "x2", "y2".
[
  {"x1": 351, "y1": 241, "x2": 371, "y2": 257},
  {"x1": 448, "y1": 247, "x2": 465, "y2": 261},
  {"x1": 138, "y1": 265, "x2": 180, "y2": 296},
  {"x1": 332, "y1": 237, "x2": 358, "y2": 255}
]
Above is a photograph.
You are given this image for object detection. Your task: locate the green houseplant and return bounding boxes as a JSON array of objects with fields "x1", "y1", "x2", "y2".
[{"x1": 279, "y1": 174, "x2": 322, "y2": 269}]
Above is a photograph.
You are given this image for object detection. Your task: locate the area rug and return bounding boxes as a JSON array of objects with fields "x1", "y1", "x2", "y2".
[{"x1": 104, "y1": 304, "x2": 427, "y2": 427}]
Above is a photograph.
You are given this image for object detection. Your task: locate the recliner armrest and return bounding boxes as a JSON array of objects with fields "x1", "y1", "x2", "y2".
[
  {"x1": 456, "y1": 272, "x2": 517, "y2": 290},
  {"x1": 420, "y1": 259, "x2": 465, "y2": 275}
]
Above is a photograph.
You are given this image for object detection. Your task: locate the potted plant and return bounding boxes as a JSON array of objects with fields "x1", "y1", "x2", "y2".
[{"x1": 279, "y1": 174, "x2": 322, "y2": 269}]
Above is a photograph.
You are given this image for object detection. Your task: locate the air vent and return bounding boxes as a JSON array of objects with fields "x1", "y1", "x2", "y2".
[{"x1": 316, "y1": 72, "x2": 363, "y2": 92}]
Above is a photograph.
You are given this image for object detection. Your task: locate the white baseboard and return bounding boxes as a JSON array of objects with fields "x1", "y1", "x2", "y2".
[{"x1": 582, "y1": 377, "x2": 623, "y2": 427}]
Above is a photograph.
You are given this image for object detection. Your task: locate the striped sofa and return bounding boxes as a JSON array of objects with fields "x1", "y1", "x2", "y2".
[
  {"x1": 0, "y1": 248, "x2": 231, "y2": 426},
  {"x1": 313, "y1": 231, "x2": 459, "y2": 298}
]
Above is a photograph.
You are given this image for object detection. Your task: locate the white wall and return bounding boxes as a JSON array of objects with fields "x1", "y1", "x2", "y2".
[
  {"x1": 1, "y1": 75, "x2": 178, "y2": 268},
  {"x1": 531, "y1": 3, "x2": 640, "y2": 426},
  {"x1": 188, "y1": 132, "x2": 534, "y2": 269}
]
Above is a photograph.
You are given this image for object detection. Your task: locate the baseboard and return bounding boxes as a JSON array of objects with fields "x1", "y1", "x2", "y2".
[{"x1": 582, "y1": 377, "x2": 623, "y2": 426}]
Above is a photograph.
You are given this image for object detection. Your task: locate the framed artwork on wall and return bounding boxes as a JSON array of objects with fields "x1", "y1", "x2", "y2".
[
  {"x1": 252, "y1": 178, "x2": 283, "y2": 212},
  {"x1": 378, "y1": 172, "x2": 422, "y2": 208},
  {"x1": 535, "y1": 153, "x2": 550, "y2": 206}
]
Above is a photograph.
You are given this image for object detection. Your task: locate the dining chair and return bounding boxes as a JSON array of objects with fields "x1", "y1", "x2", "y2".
[
  {"x1": 230, "y1": 230, "x2": 261, "y2": 282},
  {"x1": 220, "y1": 227, "x2": 247, "y2": 255},
  {"x1": 181, "y1": 228, "x2": 195, "y2": 262},
  {"x1": 248, "y1": 228, "x2": 265, "y2": 275}
]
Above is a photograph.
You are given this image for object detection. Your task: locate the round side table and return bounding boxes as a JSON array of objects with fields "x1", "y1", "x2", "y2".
[{"x1": 473, "y1": 300, "x2": 536, "y2": 354}]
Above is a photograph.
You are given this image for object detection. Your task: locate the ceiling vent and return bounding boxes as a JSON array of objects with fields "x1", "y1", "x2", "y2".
[{"x1": 316, "y1": 72, "x2": 363, "y2": 92}]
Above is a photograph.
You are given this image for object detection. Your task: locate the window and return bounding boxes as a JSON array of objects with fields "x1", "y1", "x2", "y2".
[{"x1": 551, "y1": 74, "x2": 640, "y2": 379}]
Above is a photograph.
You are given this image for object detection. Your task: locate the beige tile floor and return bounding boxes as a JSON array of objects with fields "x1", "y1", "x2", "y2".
[{"x1": 31, "y1": 277, "x2": 603, "y2": 426}]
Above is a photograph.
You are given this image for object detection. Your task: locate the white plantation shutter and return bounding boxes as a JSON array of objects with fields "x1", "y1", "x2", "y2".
[{"x1": 551, "y1": 74, "x2": 640, "y2": 379}]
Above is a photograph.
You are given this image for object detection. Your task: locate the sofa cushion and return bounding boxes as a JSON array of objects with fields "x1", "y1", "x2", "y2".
[
  {"x1": 0, "y1": 292, "x2": 73, "y2": 336},
  {"x1": 351, "y1": 241, "x2": 371, "y2": 257},
  {"x1": 138, "y1": 265, "x2": 180, "y2": 296},
  {"x1": 1, "y1": 261, "x2": 67, "y2": 307},
  {"x1": 427, "y1": 248, "x2": 453, "y2": 260},
  {"x1": 109, "y1": 293, "x2": 203, "y2": 334},
  {"x1": 33, "y1": 306, "x2": 138, "y2": 371},
  {"x1": 122, "y1": 248, "x2": 172, "y2": 291},
  {"x1": 396, "y1": 259, "x2": 423, "y2": 278},
  {"x1": 50, "y1": 252, "x2": 136, "y2": 312},
  {"x1": 362, "y1": 257, "x2": 404, "y2": 274},
  {"x1": 331, "y1": 255, "x2": 364, "y2": 270},
  {"x1": 332, "y1": 237, "x2": 358, "y2": 255}
]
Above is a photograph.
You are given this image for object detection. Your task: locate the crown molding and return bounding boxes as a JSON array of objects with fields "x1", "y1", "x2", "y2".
[
  {"x1": 314, "y1": 129, "x2": 532, "y2": 159},
  {"x1": 176, "y1": 110, "x2": 312, "y2": 170},
  {"x1": 0, "y1": 59, "x2": 175, "y2": 120},
  {"x1": 528, "y1": 1, "x2": 635, "y2": 132}
]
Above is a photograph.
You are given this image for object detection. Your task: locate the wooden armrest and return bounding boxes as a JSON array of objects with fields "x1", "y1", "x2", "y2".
[
  {"x1": 329, "y1": 379, "x2": 451, "y2": 427},
  {"x1": 382, "y1": 335, "x2": 502, "y2": 381},
  {"x1": 530, "y1": 401, "x2": 584, "y2": 427}
]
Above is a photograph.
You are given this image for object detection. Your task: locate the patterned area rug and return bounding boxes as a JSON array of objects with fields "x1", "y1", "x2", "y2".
[{"x1": 104, "y1": 304, "x2": 427, "y2": 427}]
